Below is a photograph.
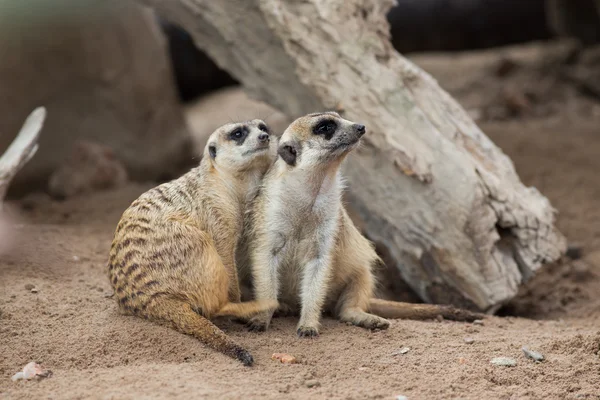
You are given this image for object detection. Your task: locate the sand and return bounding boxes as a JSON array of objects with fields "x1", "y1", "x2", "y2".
[{"x1": 2, "y1": 41, "x2": 600, "y2": 399}]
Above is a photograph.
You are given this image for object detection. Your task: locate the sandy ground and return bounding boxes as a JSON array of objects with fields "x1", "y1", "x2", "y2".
[{"x1": 2, "y1": 41, "x2": 600, "y2": 399}]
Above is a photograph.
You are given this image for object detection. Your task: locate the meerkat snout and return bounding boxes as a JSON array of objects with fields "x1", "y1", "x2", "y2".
[
  {"x1": 354, "y1": 123, "x2": 366, "y2": 136},
  {"x1": 257, "y1": 132, "x2": 270, "y2": 143}
]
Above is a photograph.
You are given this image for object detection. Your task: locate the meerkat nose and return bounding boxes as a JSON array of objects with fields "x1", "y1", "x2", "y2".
[
  {"x1": 354, "y1": 124, "x2": 366, "y2": 136},
  {"x1": 258, "y1": 133, "x2": 270, "y2": 142}
]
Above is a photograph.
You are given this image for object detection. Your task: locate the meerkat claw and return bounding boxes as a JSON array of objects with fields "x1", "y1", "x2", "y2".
[
  {"x1": 369, "y1": 318, "x2": 390, "y2": 330},
  {"x1": 296, "y1": 326, "x2": 319, "y2": 338},
  {"x1": 246, "y1": 318, "x2": 268, "y2": 332}
]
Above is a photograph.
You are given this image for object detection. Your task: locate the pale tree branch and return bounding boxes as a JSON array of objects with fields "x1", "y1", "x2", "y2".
[{"x1": 0, "y1": 107, "x2": 46, "y2": 209}]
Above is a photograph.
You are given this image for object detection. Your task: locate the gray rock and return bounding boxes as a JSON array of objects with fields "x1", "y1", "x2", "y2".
[
  {"x1": 392, "y1": 347, "x2": 411, "y2": 356},
  {"x1": 490, "y1": 357, "x2": 517, "y2": 367},
  {"x1": 464, "y1": 337, "x2": 475, "y2": 344},
  {"x1": 522, "y1": 346, "x2": 544, "y2": 362}
]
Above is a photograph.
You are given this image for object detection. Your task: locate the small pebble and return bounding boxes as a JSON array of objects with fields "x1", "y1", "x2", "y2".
[
  {"x1": 271, "y1": 353, "x2": 297, "y2": 364},
  {"x1": 436, "y1": 314, "x2": 444, "y2": 322},
  {"x1": 396, "y1": 396, "x2": 409, "y2": 400},
  {"x1": 491, "y1": 357, "x2": 517, "y2": 367},
  {"x1": 305, "y1": 379, "x2": 320, "y2": 388},
  {"x1": 30, "y1": 288, "x2": 38, "y2": 294},
  {"x1": 72, "y1": 256, "x2": 80, "y2": 262},
  {"x1": 473, "y1": 319, "x2": 484, "y2": 326},
  {"x1": 273, "y1": 338, "x2": 283, "y2": 344},
  {"x1": 522, "y1": 346, "x2": 544, "y2": 362},
  {"x1": 464, "y1": 337, "x2": 475, "y2": 344},
  {"x1": 392, "y1": 347, "x2": 410, "y2": 356},
  {"x1": 11, "y1": 362, "x2": 51, "y2": 381},
  {"x1": 24, "y1": 284, "x2": 34, "y2": 291}
]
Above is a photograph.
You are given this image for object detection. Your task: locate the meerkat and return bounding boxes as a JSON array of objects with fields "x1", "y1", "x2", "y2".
[
  {"x1": 245, "y1": 112, "x2": 482, "y2": 337},
  {"x1": 107, "y1": 120, "x2": 278, "y2": 366}
]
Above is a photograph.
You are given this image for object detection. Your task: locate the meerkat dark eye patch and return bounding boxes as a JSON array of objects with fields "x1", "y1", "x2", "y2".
[
  {"x1": 278, "y1": 141, "x2": 299, "y2": 166},
  {"x1": 229, "y1": 126, "x2": 249, "y2": 145},
  {"x1": 208, "y1": 144, "x2": 217, "y2": 159},
  {"x1": 313, "y1": 119, "x2": 337, "y2": 140},
  {"x1": 258, "y1": 123, "x2": 269, "y2": 133}
]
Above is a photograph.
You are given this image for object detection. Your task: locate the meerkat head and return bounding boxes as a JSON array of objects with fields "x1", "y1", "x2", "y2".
[
  {"x1": 277, "y1": 111, "x2": 366, "y2": 168},
  {"x1": 204, "y1": 119, "x2": 277, "y2": 175}
]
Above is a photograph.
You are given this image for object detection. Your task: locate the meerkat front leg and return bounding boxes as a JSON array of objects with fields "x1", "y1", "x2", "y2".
[
  {"x1": 296, "y1": 221, "x2": 336, "y2": 337},
  {"x1": 246, "y1": 232, "x2": 286, "y2": 331}
]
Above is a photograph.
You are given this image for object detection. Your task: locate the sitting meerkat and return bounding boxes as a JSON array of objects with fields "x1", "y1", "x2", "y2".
[
  {"x1": 108, "y1": 120, "x2": 278, "y2": 366},
  {"x1": 245, "y1": 112, "x2": 481, "y2": 336}
]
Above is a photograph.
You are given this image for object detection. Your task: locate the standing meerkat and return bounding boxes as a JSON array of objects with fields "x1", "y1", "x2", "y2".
[
  {"x1": 108, "y1": 120, "x2": 277, "y2": 366},
  {"x1": 245, "y1": 112, "x2": 481, "y2": 336}
]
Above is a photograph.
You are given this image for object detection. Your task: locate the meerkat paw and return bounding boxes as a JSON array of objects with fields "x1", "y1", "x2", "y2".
[
  {"x1": 247, "y1": 313, "x2": 272, "y2": 332},
  {"x1": 341, "y1": 310, "x2": 390, "y2": 330},
  {"x1": 360, "y1": 314, "x2": 390, "y2": 330},
  {"x1": 296, "y1": 325, "x2": 319, "y2": 338}
]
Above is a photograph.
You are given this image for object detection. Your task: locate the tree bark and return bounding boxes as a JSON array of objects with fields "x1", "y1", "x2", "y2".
[{"x1": 143, "y1": 0, "x2": 567, "y2": 312}]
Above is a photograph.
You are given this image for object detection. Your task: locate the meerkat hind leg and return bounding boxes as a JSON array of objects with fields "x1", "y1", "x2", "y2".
[
  {"x1": 143, "y1": 297, "x2": 254, "y2": 366},
  {"x1": 296, "y1": 257, "x2": 336, "y2": 337},
  {"x1": 246, "y1": 249, "x2": 284, "y2": 332},
  {"x1": 336, "y1": 270, "x2": 390, "y2": 330}
]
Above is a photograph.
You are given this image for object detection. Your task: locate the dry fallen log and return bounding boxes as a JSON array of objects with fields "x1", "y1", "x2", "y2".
[{"x1": 144, "y1": 0, "x2": 567, "y2": 312}]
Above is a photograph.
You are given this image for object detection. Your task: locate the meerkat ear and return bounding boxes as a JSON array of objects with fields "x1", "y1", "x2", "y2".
[
  {"x1": 278, "y1": 141, "x2": 299, "y2": 166},
  {"x1": 208, "y1": 144, "x2": 217, "y2": 159}
]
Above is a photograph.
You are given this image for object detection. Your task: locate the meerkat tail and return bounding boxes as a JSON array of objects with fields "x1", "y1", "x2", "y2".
[
  {"x1": 215, "y1": 299, "x2": 278, "y2": 320},
  {"x1": 368, "y1": 298, "x2": 484, "y2": 322},
  {"x1": 145, "y1": 297, "x2": 254, "y2": 366}
]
